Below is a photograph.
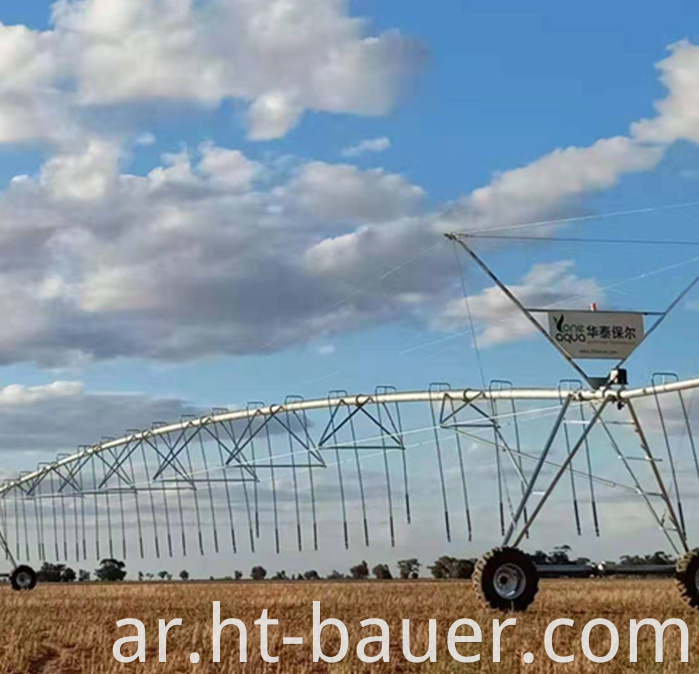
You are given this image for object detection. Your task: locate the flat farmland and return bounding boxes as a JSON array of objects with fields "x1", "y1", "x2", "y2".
[{"x1": 0, "y1": 579, "x2": 694, "y2": 673}]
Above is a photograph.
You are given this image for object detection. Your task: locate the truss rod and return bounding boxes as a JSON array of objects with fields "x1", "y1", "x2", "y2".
[
  {"x1": 627, "y1": 400, "x2": 690, "y2": 554},
  {"x1": 503, "y1": 396, "x2": 572, "y2": 545},
  {"x1": 511, "y1": 399, "x2": 609, "y2": 547},
  {"x1": 595, "y1": 410, "x2": 680, "y2": 556},
  {"x1": 328, "y1": 391, "x2": 350, "y2": 550},
  {"x1": 651, "y1": 377, "x2": 687, "y2": 539},
  {"x1": 8, "y1": 378, "x2": 699, "y2": 498},
  {"x1": 445, "y1": 392, "x2": 473, "y2": 541},
  {"x1": 429, "y1": 387, "x2": 451, "y2": 543},
  {"x1": 211, "y1": 417, "x2": 237, "y2": 554},
  {"x1": 447, "y1": 233, "x2": 593, "y2": 385}
]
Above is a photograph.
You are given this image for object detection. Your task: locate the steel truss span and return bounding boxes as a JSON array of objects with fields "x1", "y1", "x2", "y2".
[{"x1": 1, "y1": 376, "x2": 699, "y2": 575}]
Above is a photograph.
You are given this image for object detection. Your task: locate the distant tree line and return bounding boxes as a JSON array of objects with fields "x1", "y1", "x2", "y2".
[
  {"x1": 36, "y1": 558, "x2": 125, "y2": 583},
  {"x1": 29, "y1": 547, "x2": 679, "y2": 584},
  {"x1": 529, "y1": 545, "x2": 676, "y2": 567}
]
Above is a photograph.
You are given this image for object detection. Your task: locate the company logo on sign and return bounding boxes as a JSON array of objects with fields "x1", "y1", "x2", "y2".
[
  {"x1": 547, "y1": 311, "x2": 644, "y2": 360},
  {"x1": 553, "y1": 315, "x2": 587, "y2": 344}
]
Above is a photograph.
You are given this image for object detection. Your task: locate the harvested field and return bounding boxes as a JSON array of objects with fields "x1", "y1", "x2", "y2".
[{"x1": 0, "y1": 578, "x2": 694, "y2": 672}]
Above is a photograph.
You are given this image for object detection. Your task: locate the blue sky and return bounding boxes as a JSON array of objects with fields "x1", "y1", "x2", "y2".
[
  {"x1": 1, "y1": 0, "x2": 698, "y2": 405},
  {"x1": 1, "y1": 0, "x2": 699, "y2": 573}
]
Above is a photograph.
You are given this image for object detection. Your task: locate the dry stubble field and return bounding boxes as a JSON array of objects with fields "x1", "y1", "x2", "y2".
[{"x1": 0, "y1": 578, "x2": 694, "y2": 673}]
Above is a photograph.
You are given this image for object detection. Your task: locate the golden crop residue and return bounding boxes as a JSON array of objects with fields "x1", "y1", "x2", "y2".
[{"x1": 0, "y1": 579, "x2": 693, "y2": 673}]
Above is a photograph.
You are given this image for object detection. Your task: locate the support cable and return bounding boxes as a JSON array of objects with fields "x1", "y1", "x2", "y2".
[
  {"x1": 198, "y1": 431, "x2": 219, "y2": 555},
  {"x1": 349, "y1": 407, "x2": 370, "y2": 547},
  {"x1": 447, "y1": 397, "x2": 473, "y2": 541},
  {"x1": 263, "y1": 421, "x2": 280, "y2": 554},
  {"x1": 20, "y1": 491, "x2": 30, "y2": 562},
  {"x1": 327, "y1": 392, "x2": 350, "y2": 550},
  {"x1": 509, "y1": 396, "x2": 529, "y2": 538},
  {"x1": 291, "y1": 401, "x2": 319, "y2": 551},
  {"x1": 452, "y1": 241, "x2": 487, "y2": 389},
  {"x1": 559, "y1": 383, "x2": 583, "y2": 537},
  {"x1": 579, "y1": 402, "x2": 601, "y2": 537},
  {"x1": 245, "y1": 404, "x2": 263, "y2": 541},
  {"x1": 126, "y1": 447, "x2": 145, "y2": 560},
  {"x1": 490, "y1": 396, "x2": 506, "y2": 537},
  {"x1": 221, "y1": 418, "x2": 255, "y2": 553},
  {"x1": 139, "y1": 440, "x2": 160, "y2": 559},
  {"x1": 13, "y1": 495, "x2": 19, "y2": 561},
  {"x1": 90, "y1": 457, "x2": 100, "y2": 560},
  {"x1": 376, "y1": 399, "x2": 397, "y2": 548},
  {"x1": 652, "y1": 377, "x2": 687, "y2": 538},
  {"x1": 429, "y1": 386, "x2": 451, "y2": 543},
  {"x1": 212, "y1": 420, "x2": 237, "y2": 553},
  {"x1": 153, "y1": 436, "x2": 174, "y2": 557},
  {"x1": 34, "y1": 489, "x2": 45, "y2": 561},
  {"x1": 49, "y1": 472, "x2": 59, "y2": 561},
  {"x1": 182, "y1": 426, "x2": 205, "y2": 556},
  {"x1": 100, "y1": 458, "x2": 114, "y2": 559}
]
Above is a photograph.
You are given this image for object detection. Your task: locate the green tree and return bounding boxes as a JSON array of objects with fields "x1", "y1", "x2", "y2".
[
  {"x1": 37, "y1": 563, "x2": 66, "y2": 583},
  {"x1": 645, "y1": 551, "x2": 675, "y2": 565},
  {"x1": 530, "y1": 550, "x2": 550, "y2": 565},
  {"x1": 428, "y1": 556, "x2": 474, "y2": 579},
  {"x1": 350, "y1": 561, "x2": 369, "y2": 580},
  {"x1": 549, "y1": 545, "x2": 572, "y2": 565},
  {"x1": 620, "y1": 551, "x2": 675, "y2": 566},
  {"x1": 450, "y1": 559, "x2": 474, "y2": 579},
  {"x1": 38, "y1": 563, "x2": 77, "y2": 583},
  {"x1": 94, "y1": 559, "x2": 127, "y2": 582},
  {"x1": 372, "y1": 564, "x2": 392, "y2": 580},
  {"x1": 428, "y1": 557, "x2": 449, "y2": 579},
  {"x1": 397, "y1": 558, "x2": 421, "y2": 579},
  {"x1": 251, "y1": 566, "x2": 267, "y2": 581},
  {"x1": 179, "y1": 570, "x2": 190, "y2": 581}
]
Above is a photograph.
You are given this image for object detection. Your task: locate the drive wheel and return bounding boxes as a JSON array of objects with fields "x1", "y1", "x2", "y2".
[
  {"x1": 676, "y1": 550, "x2": 699, "y2": 609},
  {"x1": 473, "y1": 547, "x2": 539, "y2": 611},
  {"x1": 10, "y1": 565, "x2": 37, "y2": 591}
]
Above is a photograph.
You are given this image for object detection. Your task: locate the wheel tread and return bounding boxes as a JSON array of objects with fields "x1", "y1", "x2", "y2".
[
  {"x1": 473, "y1": 546, "x2": 539, "y2": 612},
  {"x1": 10, "y1": 564, "x2": 37, "y2": 591},
  {"x1": 676, "y1": 550, "x2": 699, "y2": 609}
]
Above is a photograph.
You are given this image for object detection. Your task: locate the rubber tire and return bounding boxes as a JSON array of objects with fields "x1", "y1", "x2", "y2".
[
  {"x1": 676, "y1": 550, "x2": 699, "y2": 609},
  {"x1": 473, "y1": 547, "x2": 539, "y2": 612},
  {"x1": 10, "y1": 565, "x2": 37, "y2": 591}
]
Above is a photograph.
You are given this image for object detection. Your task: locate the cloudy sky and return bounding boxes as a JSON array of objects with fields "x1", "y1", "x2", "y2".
[{"x1": 1, "y1": 0, "x2": 699, "y2": 575}]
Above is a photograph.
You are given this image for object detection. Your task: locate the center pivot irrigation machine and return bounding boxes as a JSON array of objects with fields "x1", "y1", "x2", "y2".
[{"x1": 1, "y1": 232, "x2": 699, "y2": 613}]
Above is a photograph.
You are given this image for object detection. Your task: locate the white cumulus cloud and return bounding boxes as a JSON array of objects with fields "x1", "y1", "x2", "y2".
[
  {"x1": 287, "y1": 162, "x2": 425, "y2": 222},
  {"x1": 633, "y1": 40, "x2": 699, "y2": 145},
  {"x1": 436, "y1": 261, "x2": 604, "y2": 346},
  {"x1": 0, "y1": 381, "x2": 201, "y2": 452},
  {"x1": 341, "y1": 136, "x2": 392, "y2": 158},
  {"x1": 0, "y1": 24, "x2": 693, "y2": 366},
  {"x1": 0, "y1": 0, "x2": 423, "y2": 144}
]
